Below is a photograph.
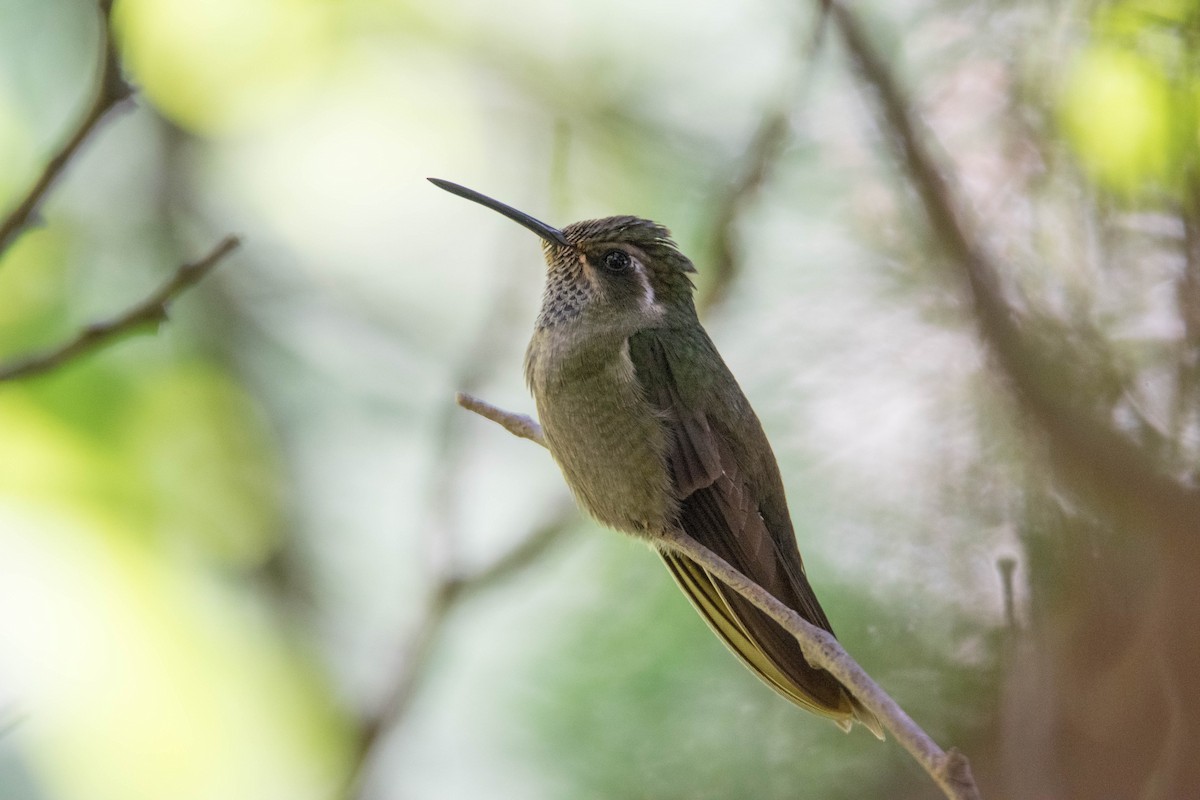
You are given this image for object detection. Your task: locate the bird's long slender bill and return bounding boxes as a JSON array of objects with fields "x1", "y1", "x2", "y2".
[{"x1": 428, "y1": 178, "x2": 570, "y2": 247}]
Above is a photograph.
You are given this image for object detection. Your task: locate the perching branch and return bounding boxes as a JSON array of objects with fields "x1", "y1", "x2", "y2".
[
  {"x1": 659, "y1": 530, "x2": 981, "y2": 800},
  {"x1": 0, "y1": 236, "x2": 241, "y2": 381},
  {"x1": 454, "y1": 391, "x2": 545, "y2": 446},
  {"x1": 0, "y1": 0, "x2": 132, "y2": 261},
  {"x1": 455, "y1": 392, "x2": 983, "y2": 800}
]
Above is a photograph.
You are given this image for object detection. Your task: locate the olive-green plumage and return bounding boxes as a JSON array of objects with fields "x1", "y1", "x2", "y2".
[{"x1": 431, "y1": 179, "x2": 881, "y2": 736}]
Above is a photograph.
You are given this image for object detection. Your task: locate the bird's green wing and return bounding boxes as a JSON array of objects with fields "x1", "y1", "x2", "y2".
[{"x1": 628, "y1": 329, "x2": 880, "y2": 734}]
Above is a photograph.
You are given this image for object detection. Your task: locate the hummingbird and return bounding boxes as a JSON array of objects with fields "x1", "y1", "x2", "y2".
[{"x1": 430, "y1": 178, "x2": 881, "y2": 736}]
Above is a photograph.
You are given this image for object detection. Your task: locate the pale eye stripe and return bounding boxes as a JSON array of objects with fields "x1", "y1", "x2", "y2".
[{"x1": 632, "y1": 258, "x2": 666, "y2": 317}]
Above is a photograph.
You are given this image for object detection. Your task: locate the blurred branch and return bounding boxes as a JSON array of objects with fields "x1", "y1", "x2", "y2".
[
  {"x1": 346, "y1": 501, "x2": 578, "y2": 798},
  {"x1": 822, "y1": 0, "x2": 1200, "y2": 554},
  {"x1": 702, "y1": 4, "x2": 830, "y2": 313},
  {"x1": 0, "y1": 707, "x2": 24, "y2": 740},
  {"x1": 0, "y1": 236, "x2": 241, "y2": 381},
  {"x1": 348, "y1": 167, "x2": 558, "y2": 792},
  {"x1": 1173, "y1": 179, "x2": 1200, "y2": 472},
  {"x1": 351, "y1": 583, "x2": 449, "y2": 768},
  {"x1": 0, "y1": 0, "x2": 133, "y2": 261},
  {"x1": 450, "y1": 395, "x2": 982, "y2": 800},
  {"x1": 997, "y1": 557, "x2": 1018, "y2": 631},
  {"x1": 459, "y1": 502, "x2": 576, "y2": 590}
]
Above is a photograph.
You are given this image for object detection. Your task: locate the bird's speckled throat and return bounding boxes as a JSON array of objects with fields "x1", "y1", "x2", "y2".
[{"x1": 534, "y1": 242, "x2": 593, "y2": 329}]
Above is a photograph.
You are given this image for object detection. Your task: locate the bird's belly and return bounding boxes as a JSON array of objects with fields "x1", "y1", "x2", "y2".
[{"x1": 535, "y1": 353, "x2": 675, "y2": 536}]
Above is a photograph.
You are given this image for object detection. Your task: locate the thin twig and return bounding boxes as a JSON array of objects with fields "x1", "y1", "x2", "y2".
[
  {"x1": 703, "y1": 4, "x2": 831, "y2": 313},
  {"x1": 0, "y1": 0, "x2": 133, "y2": 261},
  {"x1": 0, "y1": 236, "x2": 241, "y2": 381},
  {"x1": 454, "y1": 392, "x2": 545, "y2": 446},
  {"x1": 453, "y1": 396, "x2": 982, "y2": 800},
  {"x1": 823, "y1": 0, "x2": 1200, "y2": 555}
]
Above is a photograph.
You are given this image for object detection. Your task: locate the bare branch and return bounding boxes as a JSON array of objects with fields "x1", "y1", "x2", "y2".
[
  {"x1": 455, "y1": 391, "x2": 546, "y2": 447},
  {"x1": 0, "y1": 236, "x2": 241, "y2": 381},
  {"x1": 0, "y1": 1, "x2": 133, "y2": 261}
]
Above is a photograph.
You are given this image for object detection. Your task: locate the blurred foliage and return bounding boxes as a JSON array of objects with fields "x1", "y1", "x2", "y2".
[
  {"x1": 2, "y1": 0, "x2": 1199, "y2": 798},
  {"x1": 0, "y1": 59, "x2": 346, "y2": 791},
  {"x1": 0, "y1": 232, "x2": 72, "y2": 358},
  {"x1": 0, "y1": 505, "x2": 349, "y2": 800},
  {"x1": 1060, "y1": 0, "x2": 1199, "y2": 193},
  {"x1": 113, "y1": 0, "x2": 338, "y2": 134},
  {"x1": 0, "y1": 304, "x2": 349, "y2": 800}
]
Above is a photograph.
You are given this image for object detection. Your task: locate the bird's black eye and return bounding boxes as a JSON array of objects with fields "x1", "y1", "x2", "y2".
[{"x1": 602, "y1": 249, "x2": 631, "y2": 273}]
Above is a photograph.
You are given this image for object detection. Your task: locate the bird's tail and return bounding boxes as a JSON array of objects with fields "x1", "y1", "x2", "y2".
[{"x1": 661, "y1": 550, "x2": 885, "y2": 739}]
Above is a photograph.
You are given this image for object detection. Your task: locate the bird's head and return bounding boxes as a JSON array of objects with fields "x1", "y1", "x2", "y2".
[{"x1": 430, "y1": 179, "x2": 697, "y2": 332}]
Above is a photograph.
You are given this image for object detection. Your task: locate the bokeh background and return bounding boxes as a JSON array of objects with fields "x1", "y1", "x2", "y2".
[{"x1": 1, "y1": 0, "x2": 1198, "y2": 798}]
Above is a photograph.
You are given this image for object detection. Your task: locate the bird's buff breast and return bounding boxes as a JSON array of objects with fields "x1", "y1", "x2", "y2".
[{"x1": 530, "y1": 339, "x2": 676, "y2": 536}]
